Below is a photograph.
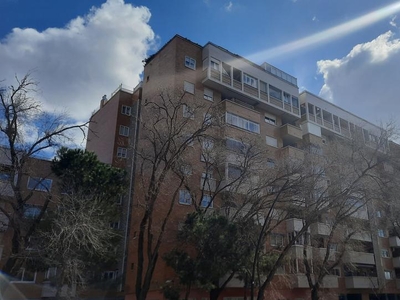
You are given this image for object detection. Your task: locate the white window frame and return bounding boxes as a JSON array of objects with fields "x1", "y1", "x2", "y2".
[
  {"x1": 381, "y1": 249, "x2": 390, "y2": 258},
  {"x1": 119, "y1": 125, "x2": 130, "y2": 136},
  {"x1": 243, "y1": 73, "x2": 258, "y2": 88},
  {"x1": 378, "y1": 229, "x2": 386, "y2": 238},
  {"x1": 185, "y1": 56, "x2": 196, "y2": 70},
  {"x1": 266, "y1": 136, "x2": 278, "y2": 148},
  {"x1": 183, "y1": 104, "x2": 195, "y2": 119},
  {"x1": 179, "y1": 190, "x2": 192, "y2": 205},
  {"x1": 226, "y1": 112, "x2": 260, "y2": 134},
  {"x1": 45, "y1": 267, "x2": 57, "y2": 280},
  {"x1": 184, "y1": 81, "x2": 195, "y2": 94},
  {"x1": 265, "y1": 113, "x2": 276, "y2": 125},
  {"x1": 27, "y1": 177, "x2": 52, "y2": 192},
  {"x1": 384, "y1": 270, "x2": 392, "y2": 280},
  {"x1": 200, "y1": 194, "x2": 213, "y2": 208},
  {"x1": 211, "y1": 60, "x2": 220, "y2": 71},
  {"x1": 376, "y1": 211, "x2": 382, "y2": 218},
  {"x1": 121, "y1": 105, "x2": 132, "y2": 116},
  {"x1": 117, "y1": 147, "x2": 128, "y2": 158},
  {"x1": 10, "y1": 268, "x2": 37, "y2": 283},
  {"x1": 204, "y1": 88, "x2": 213, "y2": 101}
]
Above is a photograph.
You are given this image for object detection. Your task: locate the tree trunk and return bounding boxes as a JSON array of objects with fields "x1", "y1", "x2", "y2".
[
  {"x1": 210, "y1": 288, "x2": 221, "y2": 300},
  {"x1": 311, "y1": 287, "x2": 319, "y2": 300}
]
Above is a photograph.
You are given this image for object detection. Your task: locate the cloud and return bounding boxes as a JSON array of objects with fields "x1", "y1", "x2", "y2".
[
  {"x1": 312, "y1": 16, "x2": 318, "y2": 22},
  {"x1": 390, "y1": 15, "x2": 398, "y2": 28},
  {"x1": 0, "y1": 0, "x2": 155, "y2": 122},
  {"x1": 224, "y1": 1, "x2": 233, "y2": 12},
  {"x1": 317, "y1": 31, "x2": 400, "y2": 125}
]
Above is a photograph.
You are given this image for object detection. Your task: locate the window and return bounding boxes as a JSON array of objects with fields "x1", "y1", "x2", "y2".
[
  {"x1": 382, "y1": 249, "x2": 390, "y2": 258},
  {"x1": 0, "y1": 172, "x2": 11, "y2": 181},
  {"x1": 184, "y1": 81, "x2": 195, "y2": 94},
  {"x1": 376, "y1": 211, "x2": 382, "y2": 218},
  {"x1": 283, "y1": 92, "x2": 291, "y2": 104},
  {"x1": 117, "y1": 147, "x2": 127, "y2": 158},
  {"x1": 185, "y1": 56, "x2": 196, "y2": 70},
  {"x1": 243, "y1": 73, "x2": 258, "y2": 88},
  {"x1": 226, "y1": 138, "x2": 246, "y2": 153},
  {"x1": 27, "y1": 177, "x2": 52, "y2": 192},
  {"x1": 384, "y1": 270, "x2": 392, "y2": 280},
  {"x1": 226, "y1": 112, "x2": 260, "y2": 133},
  {"x1": 183, "y1": 104, "x2": 195, "y2": 119},
  {"x1": 222, "y1": 62, "x2": 231, "y2": 76},
  {"x1": 266, "y1": 136, "x2": 278, "y2": 147},
  {"x1": 211, "y1": 60, "x2": 219, "y2": 71},
  {"x1": 271, "y1": 233, "x2": 285, "y2": 247},
  {"x1": 116, "y1": 195, "x2": 123, "y2": 205},
  {"x1": 201, "y1": 172, "x2": 216, "y2": 191},
  {"x1": 204, "y1": 113, "x2": 212, "y2": 125},
  {"x1": 121, "y1": 105, "x2": 131, "y2": 116},
  {"x1": 260, "y1": 81, "x2": 268, "y2": 94},
  {"x1": 204, "y1": 88, "x2": 213, "y2": 101},
  {"x1": 292, "y1": 96, "x2": 299, "y2": 108},
  {"x1": 24, "y1": 205, "x2": 41, "y2": 219},
  {"x1": 378, "y1": 229, "x2": 386, "y2": 238},
  {"x1": 265, "y1": 113, "x2": 276, "y2": 125},
  {"x1": 180, "y1": 164, "x2": 192, "y2": 176},
  {"x1": 11, "y1": 268, "x2": 36, "y2": 282},
  {"x1": 201, "y1": 138, "x2": 214, "y2": 162},
  {"x1": 329, "y1": 243, "x2": 338, "y2": 251},
  {"x1": 269, "y1": 85, "x2": 282, "y2": 100},
  {"x1": 228, "y1": 165, "x2": 242, "y2": 180},
  {"x1": 267, "y1": 158, "x2": 275, "y2": 168},
  {"x1": 183, "y1": 135, "x2": 194, "y2": 146},
  {"x1": 200, "y1": 195, "x2": 213, "y2": 208},
  {"x1": 119, "y1": 125, "x2": 130, "y2": 136},
  {"x1": 103, "y1": 271, "x2": 117, "y2": 281},
  {"x1": 179, "y1": 190, "x2": 192, "y2": 205},
  {"x1": 45, "y1": 267, "x2": 57, "y2": 280},
  {"x1": 329, "y1": 268, "x2": 340, "y2": 276},
  {"x1": 110, "y1": 221, "x2": 120, "y2": 229}
]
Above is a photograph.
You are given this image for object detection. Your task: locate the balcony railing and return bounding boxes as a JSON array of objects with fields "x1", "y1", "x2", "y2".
[
  {"x1": 390, "y1": 236, "x2": 400, "y2": 247},
  {"x1": 345, "y1": 276, "x2": 378, "y2": 289},
  {"x1": 343, "y1": 251, "x2": 375, "y2": 265}
]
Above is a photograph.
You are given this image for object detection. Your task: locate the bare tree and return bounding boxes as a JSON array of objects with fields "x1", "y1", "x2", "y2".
[{"x1": 0, "y1": 73, "x2": 89, "y2": 280}]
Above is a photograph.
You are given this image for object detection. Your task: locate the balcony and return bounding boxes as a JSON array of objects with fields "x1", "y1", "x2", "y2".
[
  {"x1": 317, "y1": 248, "x2": 336, "y2": 262},
  {"x1": 390, "y1": 236, "x2": 400, "y2": 247},
  {"x1": 280, "y1": 124, "x2": 303, "y2": 144},
  {"x1": 286, "y1": 218, "x2": 304, "y2": 232},
  {"x1": 279, "y1": 146, "x2": 304, "y2": 161},
  {"x1": 343, "y1": 251, "x2": 375, "y2": 265},
  {"x1": 310, "y1": 223, "x2": 331, "y2": 236},
  {"x1": 396, "y1": 279, "x2": 400, "y2": 289},
  {"x1": 393, "y1": 256, "x2": 400, "y2": 268},
  {"x1": 322, "y1": 275, "x2": 339, "y2": 288},
  {"x1": 289, "y1": 245, "x2": 312, "y2": 259},
  {"x1": 290, "y1": 274, "x2": 310, "y2": 288},
  {"x1": 351, "y1": 231, "x2": 372, "y2": 242},
  {"x1": 345, "y1": 276, "x2": 378, "y2": 289}
]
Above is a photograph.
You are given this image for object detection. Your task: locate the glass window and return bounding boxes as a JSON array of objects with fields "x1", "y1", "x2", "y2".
[
  {"x1": 243, "y1": 73, "x2": 258, "y2": 88},
  {"x1": 308, "y1": 103, "x2": 315, "y2": 115},
  {"x1": 27, "y1": 177, "x2": 52, "y2": 192},
  {"x1": 179, "y1": 190, "x2": 192, "y2": 205},
  {"x1": 232, "y1": 68, "x2": 241, "y2": 82},
  {"x1": 260, "y1": 81, "x2": 268, "y2": 93},
  {"x1": 226, "y1": 112, "x2": 260, "y2": 134},
  {"x1": 200, "y1": 195, "x2": 213, "y2": 208},
  {"x1": 271, "y1": 233, "x2": 285, "y2": 247},
  {"x1": 121, "y1": 105, "x2": 131, "y2": 116},
  {"x1": 292, "y1": 96, "x2": 299, "y2": 108},
  {"x1": 117, "y1": 147, "x2": 127, "y2": 158},
  {"x1": 119, "y1": 125, "x2": 130, "y2": 136},
  {"x1": 385, "y1": 270, "x2": 392, "y2": 280},
  {"x1": 378, "y1": 229, "x2": 386, "y2": 237},
  {"x1": 0, "y1": 172, "x2": 11, "y2": 181},
  {"x1": 211, "y1": 60, "x2": 219, "y2": 71},
  {"x1": 11, "y1": 268, "x2": 36, "y2": 282},
  {"x1": 265, "y1": 113, "x2": 276, "y2": 125},
  {"x1": 185, "y1": 56, "x2": 196, "y2": 70},
  {"x1": 267, "y1": 158, "x2": 276, "y2": 168},
  {"x1": 283, "y1": 92, "x2": 291, "y2": 104},
  {"x1": 184, "y1": 81, "x2": 195, "y2": 94},
  {"x1": 204, "y1": 88, "x2": 213, "y2": 101},
  {"x1": 382, "y1": 249, "x2": 390, "y2": 258},
  {"x1": 269, "y1": 85, "x2": 282, "y2": 100},
  {"x1": 266, "y1": 136, "x2": 278, "y2": 147},
  {"x1": 24, "y1": 205, "x2": 41, "y2": 219},
  {"x1": 228, "y1": 165, "x2": 242, "y2": 180},
  {"x1": 226, "y1": 138, "x2": 246, "y2": 153},
  {"x1": 183, "y1": 104, "x2": 195, "y2": 119},
  {"x1": 222, "y1": 62, "x2": 231, "y2": 77}
]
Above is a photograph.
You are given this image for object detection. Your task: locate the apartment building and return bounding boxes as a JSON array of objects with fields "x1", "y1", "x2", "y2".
[
  {"x1": 85, "y1": 84, "x2": 141, "y2": 299},
  {"x1": 0, "y1": 152, "x2": 60, "y2": 299},
  {"x1": 85, "y1": 35, "x2": 399, "y2": 300}
]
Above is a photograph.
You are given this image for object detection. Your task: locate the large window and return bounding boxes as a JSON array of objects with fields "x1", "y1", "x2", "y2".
[
  {"x1": 264, "y1": 113, "x2": 276, "y2": 125},
  {"x1": 119, "y1": 125, "x2": 130, "y2": 136},
  {"x1": 283, "y1": 92, "x2": 291, "y2": 104},
  {"x1": 185, "y1": 56, "x2": 196, "y2": 70},
  {"x1": 11, "y1": 268, "x2": 36, "y2": 282},
  {"x1": 269, "y1": 85, "x2": 282, "y2": 100},
  {"x1": 211, "y1": 60, "x2": 220, "y2": 71},
  {"x1": 179, "y1": 190, "x2": 192, "y2": 205},
  {"x1": 260, "y1": 81, "x2": 268, "y2": 93},
  {"x1": 27, "y1": 177, "x2": 52, "y2": 192},
  {"x1": 203, "y1": 88, "x2": 213, "y2": 101},
  {"x1": 226, "y1": 138, "x2": 246, "y2": 153},
  {"x1": 243, "y1": 73, "x2": 258, "y2": 88},
  {"x1": 292, "y1": 96, "x2": 299, "y2": 108},
  {"x1": 266, "y1": 136, "x2": 278, "y2": 147},
  {"x1": 226, "y1": 112, "x2": 260, "y2": 134}
]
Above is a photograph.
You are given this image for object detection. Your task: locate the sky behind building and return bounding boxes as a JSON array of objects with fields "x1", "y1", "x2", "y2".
[{"x1": 1, "y1": 0, "x2": 400, "y2": 131}]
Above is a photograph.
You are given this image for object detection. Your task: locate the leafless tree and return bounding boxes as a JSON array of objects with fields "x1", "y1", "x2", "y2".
[{"x1": 0, "y1": 73, "x2": 89, "y2": 282}]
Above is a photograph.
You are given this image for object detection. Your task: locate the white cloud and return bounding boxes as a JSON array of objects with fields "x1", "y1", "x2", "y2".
[
  {"x1": 312, "y1": 16, "x2": 318, "y2": 22},
  {"x1": 390, "y1": 15, "x2": 398, "y2": 28},
  {"x1": 318, "y1": 31, "x2": 400, "y2": 125},
  {"x1": 0, "y1": 0, "x2": 155, "y2": 122},
  {"x1": 225, "y1": 1, "x2": 233, "y2": 12}
]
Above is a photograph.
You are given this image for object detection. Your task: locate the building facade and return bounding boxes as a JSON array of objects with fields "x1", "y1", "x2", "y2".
[{"x1": 86, "y1": 35, "x2": 400, "y2": 300}]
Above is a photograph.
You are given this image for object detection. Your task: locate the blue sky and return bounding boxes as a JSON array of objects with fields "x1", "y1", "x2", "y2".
[{"x1": 1, "y1": 0, "x2": 400, "y2": 133}]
